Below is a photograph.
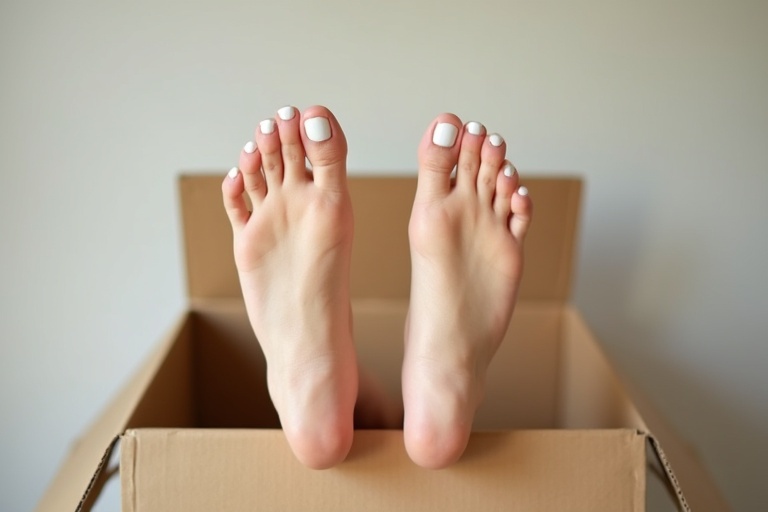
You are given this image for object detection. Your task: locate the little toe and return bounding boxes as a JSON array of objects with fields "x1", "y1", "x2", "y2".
[
  {"x1": 222, "y1": 166, "x2": 249, "y2": 231},
  {"x1": 510, "y1": 186, "x2": 533, "y2": 241},
  {"x1": 240, "y1": 140, "x2": 266, "y2": 203},
  {"x1": 276, "y1": 105, "x2": 309, "y2": 184},
  {"x1": 416, "y1": 114, "x2": 464, "y2": 202},
  {"x1": 455, "y1": 121, "x2": 486, "y2": 191},
  {"x1": 477, "y1": 133, "x2": 507, "y2": 204},
  {"x1": 493, "y1": 160, "x2": 518, "y2": 220},
  {"x1": 256, "y1": 117, "x2": 284, "y2": 189},
  {"x1": 300, "y1": 106, "x2": 349, "y2": 192}
]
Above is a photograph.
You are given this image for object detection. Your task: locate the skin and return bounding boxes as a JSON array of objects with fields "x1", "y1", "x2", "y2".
[
  {"x1": 222, "y1": 105, "x2": 359, "y2": 469},
  {"x1": 222, "y1": 107, "x2": 532, "y2": 470},
  {"x1": 403, "y1": 114, "x2": 532, "y2": 468}
]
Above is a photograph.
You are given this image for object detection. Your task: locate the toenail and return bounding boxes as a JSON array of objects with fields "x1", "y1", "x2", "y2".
[
  {"x1": 304, "y1": 117, "x2": 332, "y2": 142},
  {"x1": 244, "y1": 141, "x2": 257, "y2": 154},
  {"x1": 278, "y1": 106, "x2": 296, "y2": 121},
  {"x1": 518, "y1": 186, "x2": 529, "y2": 196},
  {"x1": 466, "y1": 121, "x2": 485, "y2": 136},
  {"x1": 489, "y1": 133, "x2": 504, "y2": 147},
  {"x1": 260, "y1": 119, "x2": 276, "y2": 134},
  {"x1": 503, "y1": 162, "x2": 516, "y2": 177},
  {"x1": 228, "y1": 166, "x2": 239, "y2": 179},
  {"x1": 433, "y1": 123, "x2": 459, "y2": 147}
]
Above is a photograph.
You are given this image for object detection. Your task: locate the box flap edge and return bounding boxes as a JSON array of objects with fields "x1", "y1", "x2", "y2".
[{"x1": 35, "y1": 314, "x2": 190, "y2": 512}]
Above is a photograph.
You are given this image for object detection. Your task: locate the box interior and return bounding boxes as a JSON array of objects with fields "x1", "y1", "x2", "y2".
[{"x1": 131, "y1": 298, "x2": 643, "y2": 433}]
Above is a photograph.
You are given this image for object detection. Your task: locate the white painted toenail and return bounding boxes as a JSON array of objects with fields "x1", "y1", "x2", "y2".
[
  {"x1": 433, "y1": 123, "x2": 458, "y2": 147},
  {"x1": 489, "y1": 133, "x2": 504, "y2": 147},
  {"x1": 466, "y1": 121, "x2": 485, "y2": 136},
  {"x1": 260, "y1": 119, "x2": 275, "y2": 134},
  {"x1": 305, "y1": 117, "x2": 332, "y2": 142},
  {"x1": 228, "y1": 167, "x2": 239, "y2": 179},
  {"x1": 518, "y1": 186, "x2": 529, "y2": 196},
  {"x1": 244, "y1": 141, "x2": 256, "y2": 154},
  {"x1": 503, "y1": 162, "x2": 516, "y2": 177},
  {"x1": 278, "y1": 106, "x2": 295, "y2": 121}
]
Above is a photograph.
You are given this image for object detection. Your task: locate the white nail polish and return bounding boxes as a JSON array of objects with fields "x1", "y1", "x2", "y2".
[
  {"x1": 466, "y1": 121, "x2": 485, "y2": 136},
  {"x1": 259, "y1": 119, "x2": 275, "y2": 134},
  {"x1": 503, "y1": 162, "x2": 516, "y2": 177},
  {"x1": 228, "y1": 167, "x2": 239, "y2": 179},
  {"x1": 489, "y1": 133, "x2": 504, "y2": 147},
  {"x1": 277, "y1": 106, "x2": 295, "y2": 121},
  {"x1": 518, "y1": 186, "x2": 529, "y2": 196},
  {"x1": 433, "y1": 123, "x2": 458, "y2": 147},
  {"x1": 244, "y1": 141, "x2": 256, "y2": 154},
  {"x1": 304, "y1": 117, "x2": 331, "y2": 142}
]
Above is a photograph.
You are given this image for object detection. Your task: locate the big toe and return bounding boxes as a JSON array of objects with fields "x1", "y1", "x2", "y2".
[
  {"x1": 416, "y1": 114, "x2": 464, "y2": 202},
  {"x1": 300, "y1": 106, "x2": 348, "y2": 192}
]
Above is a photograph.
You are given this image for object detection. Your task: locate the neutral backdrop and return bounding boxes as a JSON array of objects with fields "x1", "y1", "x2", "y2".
[{"x1": 1, "y1": 0, "x2": 766, "y2": 510}]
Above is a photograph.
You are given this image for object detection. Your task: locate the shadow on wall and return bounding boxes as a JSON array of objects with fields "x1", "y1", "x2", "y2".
[{"x1": 574, "y1": 175, "x2": 765, "y2": 510}]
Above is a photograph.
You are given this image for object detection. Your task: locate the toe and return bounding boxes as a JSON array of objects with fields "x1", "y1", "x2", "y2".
[
  {"x1": 416, "y1": 114, "x2": 464, "y2": 202},
  {"x1": 276, "y1": 105, "x2": 309, "y2": 185},
  {"x1": 493, "y1": 160, "x2": 518, "y2": 220},
  {"x1": 455, "y1": 121, "x2": 485, "y2": 191},
  {"x1": 256, "y1": 117, "x2": 284, "y2": 189},
  {"x1": 510, "y1": 185, "x2": 533, "y2": 241},
  {"x1": 240, "y1": 140, "x2": 266, "y2": 203},
  {"x1": 477, "y1": 133, "x2": 506, "y2": 204},
  {"x1": 300, "y1": 106, "x2": 348, "y2": 192},
  {"x1": 222, "y1": 166, "x2": 249, "y2": 231}
]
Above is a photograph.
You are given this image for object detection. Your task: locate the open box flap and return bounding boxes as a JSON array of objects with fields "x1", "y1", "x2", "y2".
[
  {"x1": 34, "y1": 315, "x2": 192, "y2": 512},
  {"x1": 560, "y1": 308, "x2": 730, "y2": 511},
  {"x1": 635, "y1": 392, "x2": 731, "y2": 511},
  {"x1": 179, "y1": 175, "x2": 582, "y2": 301}
]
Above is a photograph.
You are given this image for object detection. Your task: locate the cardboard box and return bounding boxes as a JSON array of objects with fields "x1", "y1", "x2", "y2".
[{"x1": 37, "y1": 176, "x2": 729, "y2": 511}]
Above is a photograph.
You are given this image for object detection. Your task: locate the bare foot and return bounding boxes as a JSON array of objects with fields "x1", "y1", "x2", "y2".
[
  {"x1": 403, "y1": 115, "x2": 533, "y2": 468},
  {"x1": 221, "y1": 105, "x2": 357, "y2": 469}
]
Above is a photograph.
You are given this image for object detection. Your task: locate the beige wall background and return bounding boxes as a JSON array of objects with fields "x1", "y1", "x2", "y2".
[{"x1": 1, "y1": 0, "x2": 766, "y2": 510}]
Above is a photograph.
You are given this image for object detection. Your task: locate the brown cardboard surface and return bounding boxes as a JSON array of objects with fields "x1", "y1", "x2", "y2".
[
  {"x1": 189, "y1": 302, "x2": 279, "y2": 428},
  {"x1": 559, "y1": 307, "x2": 645, "y2": 430},
  {"x1": 180, "y1": 175, "x2": 582, "y2": 302},
  {"x1": 122, "y1": 429, "x2": 645, "y2": 512}
]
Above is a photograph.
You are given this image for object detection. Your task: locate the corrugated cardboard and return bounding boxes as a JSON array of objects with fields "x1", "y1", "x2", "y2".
[{"x1": 36, "y1": 176, "x2": 730, "y2": 511}]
